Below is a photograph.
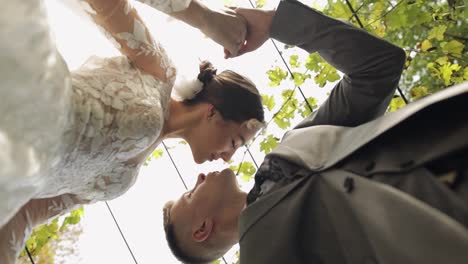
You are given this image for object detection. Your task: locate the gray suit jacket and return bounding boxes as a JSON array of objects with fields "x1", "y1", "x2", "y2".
[{"x1": 239, "y1": 0, "x2": 468, "y2": 263}]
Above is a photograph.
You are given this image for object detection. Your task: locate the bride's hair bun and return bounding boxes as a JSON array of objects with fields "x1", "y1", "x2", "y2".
[{"x1": 197, "y1": 60, "x2": 217, "y2": 84}]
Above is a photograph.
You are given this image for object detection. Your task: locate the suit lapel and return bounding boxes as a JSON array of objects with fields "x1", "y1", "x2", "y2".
[
  {"x1": 239, "y1": 176, "x2": 309, "y2": 241},
  {"x1": 324, "y1": 83, "x2": 468, "y2": 169},
  {"x1": 271, "y1": 82, "x2": 468, "y2": 172}
]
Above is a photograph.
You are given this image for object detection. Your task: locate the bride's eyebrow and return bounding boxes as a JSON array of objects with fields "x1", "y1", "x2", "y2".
[{"x1": 239, "y1": 135, "x2": 246, "y2": 146}]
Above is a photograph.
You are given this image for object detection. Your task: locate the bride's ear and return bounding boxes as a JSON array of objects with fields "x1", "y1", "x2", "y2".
[
  {"x1": 192, "y1": 218, "x2": 213, "y2": 242},
  {"x1": 206, "y1": 104, "x2": 216, "y2": 120}
]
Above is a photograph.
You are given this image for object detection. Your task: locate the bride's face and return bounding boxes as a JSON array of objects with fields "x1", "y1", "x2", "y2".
[{"x1": 188, "y1": 112, "x2": 257, "y2": 164}]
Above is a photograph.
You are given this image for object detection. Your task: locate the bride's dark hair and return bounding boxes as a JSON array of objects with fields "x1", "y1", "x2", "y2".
[{"x1": 183, "y1": 60, "x2": 264, "y2": 124}]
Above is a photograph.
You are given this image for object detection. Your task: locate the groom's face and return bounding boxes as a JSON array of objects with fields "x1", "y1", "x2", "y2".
[
  {"x1": 170, "y1": 168, "x2": 240, "y2": 221},
  {"x1": 164, "y1": 169, "x2": 243, "y2": 259}
]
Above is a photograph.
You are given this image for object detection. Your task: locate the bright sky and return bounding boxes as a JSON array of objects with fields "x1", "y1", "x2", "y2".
[{"x1": 43, "y1": 0, "x2": 330, "y2": 263}]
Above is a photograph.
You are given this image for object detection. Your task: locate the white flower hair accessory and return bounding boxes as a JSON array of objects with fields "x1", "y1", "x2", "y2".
[{"x1": 171, "y1": 74, "x2": 204, "y2": 101}]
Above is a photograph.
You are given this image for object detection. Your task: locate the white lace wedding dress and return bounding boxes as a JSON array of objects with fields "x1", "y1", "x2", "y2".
[{"x1": 0, "y1": 0, "x2": 189, "y2": 260}]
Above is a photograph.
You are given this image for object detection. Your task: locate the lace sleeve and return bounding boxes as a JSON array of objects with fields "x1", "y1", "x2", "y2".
[
  {"x1": 82, "y1": 0, "x2": 176, "y2": 82},
  {"x1": 0, "y1": 195, "x2": 84, "y2": 264},
  {"x1": 135, "y1": 0, "x2": 192, "y2": 14}
]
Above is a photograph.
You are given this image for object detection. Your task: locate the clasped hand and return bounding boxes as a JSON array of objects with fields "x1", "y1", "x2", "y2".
[{"x1": 203, "y1": 6, "x2": 275, "y2": 59}]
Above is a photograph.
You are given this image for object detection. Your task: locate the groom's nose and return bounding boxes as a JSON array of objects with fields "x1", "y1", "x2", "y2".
[{"x1": 195, "y1": 173, "x2": 206, "y2": 186}]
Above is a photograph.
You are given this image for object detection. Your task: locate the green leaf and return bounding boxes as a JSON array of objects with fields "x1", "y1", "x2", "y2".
[
  {"x1": 435, "y1": 56, "x2": 449, "y2": 65},
  {"x1": 144, "y1": 148, "x2": 164, "y2": 166},
  {"x1": 428, "y1": 25, "x2": 447, "y2": 40},
  {"x1": 367, "y1": 0, "x2": 386, "y2": 37},
  {"x1": 405, "y1": 4, "x2": 432, "y2": 26},
  {"x1": 255, "y1": 0, "x2": 265, "y2": 8},
  {"x1": 261, "y1": 94, "x2": 276, "y2": 111},
  {"x1": 389, "y1": 96, "x2": 407, "y2": 112},
  {"x1": 421, "y1": 40, "x2": 432, "y2": 52},
  {"x1": 441, "y1": 40, "x2": 464, "y2": 57},
  {"x1": 385, "y1": 4, "x2": 407, "y2": 29},
  {"x1": 305, "y1": 53, "x2": 322, "y2": 72},
  {"x1": 260, "y1": 134, "x2": 279, "y2": 154},
  {"x1": 464, "y1": 67, "x2": 468, "y2": 80},
  {"x1": 440, "y1": 62, "x2": 461, "y2": 86},
  {"x1": 326, "y1": 0, "x2": 353, "y2": 19},
  {"x1": 281, "y1": 89, "x2": 295, "y2": 100},
  {"x1": 427, "y1": 62, "x2": 441, "y2": 78},
  {"x1": 289, "y1": 55, "x2": 301, "y2": 68},
  {"x1": 274, "y1": 114, "x2": 291, "y2": 129},
  {"x1": 299, "y1": 97, "x2": 318, "y2": 117},
  {"x1": 410, "y1": 86, "x2": 429, "y2": 100},
  {"x1": 314, "y1": 64, "x2": 340, "y2": 87},
  {"x1": 267, "y1": 66, "x2": 288, "y2": 87},
  {"x1": 152, "y1": 149, "x2": 163, "y2": 158},
  {"x1": 292, "y1": 72, "x2": 311, "y2": 86},
  {"x1": 230, "y1": 162, "x2": 256, "y2": 182},
  {"x1": 274, "y1": 90, "x2": 297, "y2": 129},
  {"x1": 61, "y1": 207, "x2": 84, "y2": 231}
]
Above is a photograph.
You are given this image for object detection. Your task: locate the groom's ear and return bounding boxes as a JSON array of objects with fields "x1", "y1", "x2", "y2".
[{"x1": 192, "y1": 218, "x2": 213, "y2": 242}]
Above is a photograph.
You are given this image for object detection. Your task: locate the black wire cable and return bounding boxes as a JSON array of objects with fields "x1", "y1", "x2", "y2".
[
  {"x1": 162, "y1": 141, "x2": 188, "y2": 190},
  {"x1": 25, "y1": 246, "x2": 35, "y2": 264},
  {"x1": 345, "y1": 0, "x2": 365, "y2": 28},
  {"x1": 105, "y1": 201, "x2": 139, "y2": 264}
]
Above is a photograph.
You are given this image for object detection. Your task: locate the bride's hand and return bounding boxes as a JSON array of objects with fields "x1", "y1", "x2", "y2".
[{"x1": 202, "y1": 7, "x2": 247, "y2": 57}]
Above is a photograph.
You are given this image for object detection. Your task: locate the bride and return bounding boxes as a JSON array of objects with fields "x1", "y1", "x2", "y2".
[{"x1": 0, "y1": 0, "x2": 264, "y2": 261}]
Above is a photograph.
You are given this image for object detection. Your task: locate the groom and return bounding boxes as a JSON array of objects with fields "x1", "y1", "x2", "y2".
[{"x1": 163, "y1": 0, "x2": 468, "y2": 263}]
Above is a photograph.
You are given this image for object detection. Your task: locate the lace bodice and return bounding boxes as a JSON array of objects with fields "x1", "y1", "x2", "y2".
[
  {"x1": 0, "y1": 0, "x2": 190, "y2": 223},
  {"x1": 40, "y1": 55, "x2": 173, "y2": 202},
  {"x1": 35, "y1": 0, "x2": 190, "y2": 202}
]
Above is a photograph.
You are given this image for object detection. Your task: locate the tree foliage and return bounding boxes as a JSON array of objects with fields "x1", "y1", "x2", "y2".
[
  {"x1": 324, "y1": 0, "x2": 468, "y2": 110},
  {"x1": 19, "y1": 207, "x2": 84, "y2": 263}
]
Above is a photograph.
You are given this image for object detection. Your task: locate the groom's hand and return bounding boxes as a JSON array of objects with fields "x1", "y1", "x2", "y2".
[
  {"x1": 203, "y1": 7, "x2": 247, "y2": 57},
  {"x1": 224, "y1": 7, "x2": 276, "y2": 59}
]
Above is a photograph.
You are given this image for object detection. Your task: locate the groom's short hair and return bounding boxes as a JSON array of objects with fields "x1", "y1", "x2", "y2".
[{"x1": 163, "y1": 201, "x2": 227, "y2": 264}]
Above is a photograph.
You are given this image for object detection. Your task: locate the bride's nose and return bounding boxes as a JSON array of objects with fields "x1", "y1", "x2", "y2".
[{"x1": 221, "y1": 149, "x2": 235, "y2": 162}]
